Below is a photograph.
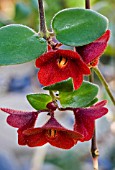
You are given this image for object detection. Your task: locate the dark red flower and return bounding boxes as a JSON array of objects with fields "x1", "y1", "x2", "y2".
[
  {"x1": 75, "y1": 30, "x2": 110, "y2": 67},
  {"x1": 36, "y1": 49, "x2": 90, "y2": 89},
  {"x1": 0, "y1": 108, "x2": 38, "y2": 145},
  {"x1": 23, "y1": 116, "x2": 83, "y2": 149},
  {"x1": 73, "y1": 100, "x2": 108, "y2": 142}
]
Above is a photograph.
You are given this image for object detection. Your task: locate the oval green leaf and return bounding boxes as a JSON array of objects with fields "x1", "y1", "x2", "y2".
[
  {"x1": 27, "y1": 94, "x2": 52, "y2": 110},
  {"x1": 0, "y1": 24, "x2": 47, "y2": 65},
  {"x1": 43, "y1": 78, "x2": 74, "y2": 92},
  {"x1": 52, "y1": 8, "x2": 108, "y2": 46},
  {"x1": 59, "y1": 81, "x2": 99, "y2": 108}
]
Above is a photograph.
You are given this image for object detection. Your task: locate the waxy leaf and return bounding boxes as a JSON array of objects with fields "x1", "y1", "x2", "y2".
[
  {"x1": 52, "y1": 8, "x2": 108, "y2": 46},
  {"x1": 27, "y1": 94, "x2": 52, "y2": 110},
  {"x1": 43, "y1": 78, "x2": 74, "y2": 92},
  {"x1": 59, "y1": 81, "x2": 98, "y2": 108},
  {"x1": 0, "y1": 24, "x2": 47, "y2": 65},
  {"x1": 85, "y1": 98, "x2": 98, "y2": 107}
]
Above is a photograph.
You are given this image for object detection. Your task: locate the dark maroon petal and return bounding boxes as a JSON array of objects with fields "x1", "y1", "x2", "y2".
[
  {"x1": 1, "y1": 108, "x2": 38, "y2": 128},
  {"x1": 0, "y1": 108, "x2": 34, "y2": 115},
  {"x1": 76, "y1": 30, "x2": 110, "y2": 64},
  {"x1": 43, "y1": 117, "x2": 64, "y2": 129},
  {"x1": 75, "y1": 107, "x2": 108, "y2": 120},
  {"x1": 74, "y1": 114, "x2": 94, "y2": 141},
  {"x1": 74, "y1": 100, "x2": 108, "y2": 141},
  {"x1": 93, "y1": 100, "x2": 107, "y2": 107}
]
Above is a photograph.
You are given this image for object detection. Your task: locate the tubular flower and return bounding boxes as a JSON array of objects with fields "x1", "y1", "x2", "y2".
[
  {"x1": 23, "y1": 116, "x2": 83, "y2": 149},
  {"x1": 73, "y1": 100, "x2": 108, "y2": 142},
  {"x1": 36, "y1": 49, "x2": 90, "y2": 89},
  {"x1": 75, "y1": 30, "x2": 110, "y2": 67},
  {"x1": 0, "y1": 108, "x2": 38, "y2": 145}
]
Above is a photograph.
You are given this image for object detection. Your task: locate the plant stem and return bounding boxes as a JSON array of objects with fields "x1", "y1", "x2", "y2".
[
  {"x1": 89, "y1": 70, "x2": 99, "y2": 170},
  {"x1": 49, "y1": 90, "x2": 56, "y2": 101},
  {"x1": 85, "y1": 0, "x2": 90, "y2": 9},
  {"x1": 91, "y1": 127, "x2": 99, "y2": 170},
  {"x1": 89, "y1": 68, "x2": 94, "y2": 82},
  {"x1": 85, "y1": 0, "x2": 99, "y2": 167},
  {"x1": 38, "y1": 0, "x2": 47, "y2": 38},
  {"x1": 93, "y1": 67, "x2": 115, "y2": 105}
]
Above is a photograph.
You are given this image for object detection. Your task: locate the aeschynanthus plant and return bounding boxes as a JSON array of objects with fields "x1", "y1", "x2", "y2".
[{"x1": 0, "y1": 0, "x2": 114, "y2": 170}]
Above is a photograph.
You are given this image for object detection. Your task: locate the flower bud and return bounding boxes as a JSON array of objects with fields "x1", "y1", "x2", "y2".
[{"x1": 46, "y1": 102, "x2": 57, "y2": 111}]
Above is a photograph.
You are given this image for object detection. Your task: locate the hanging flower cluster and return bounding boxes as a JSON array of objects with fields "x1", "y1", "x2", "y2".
[{"x1": 0, "y1": 100, "x2": 108, "y2": 149}]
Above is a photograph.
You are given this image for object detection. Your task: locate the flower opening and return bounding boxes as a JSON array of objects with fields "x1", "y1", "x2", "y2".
[
  {"x1": 57, "y1": 56, "x2": 68, "y2": 68},
  {"x1": 36, "y1": 49, "x2": 90, "y2": 89},
  {"x1": 47, "y1": 129, "x2": 57, "y2": 138}
]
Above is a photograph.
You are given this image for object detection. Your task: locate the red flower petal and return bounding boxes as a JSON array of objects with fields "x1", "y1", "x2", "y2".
[
  {"x1": 76, "y1": 30, "x2": 110, "y2": 64},
  {"x1": 94, "y1": 100, "x2": 107, "y2": 107},
  {"x1": 36, "y1": 49, "x2": 90, "y2": 89},
  {"x1": 55, "y1": 49, "x2": 80, "y2": 60},
  {"x1": 18, "y1": 128, "x2": 28, "y2": 145},
  {"x1": 74, "y1": 101, "x2": 108, "y2": 141},
  {"x1": 0, "y1": 108, "x2": 38, "y2": 146},
  {"x1": 24, "y1": 130, "x2": 47, "y2": 147},
  {"x1": 1, "y1": 108, "x2": 38, "y2": 128},
  {"x1": 48, "y1": 131, "x2": 76, "y2": 149},
  {"x1": 36, "y1": 51, "x2": 55, "y2": 67},
  {"x1": 24, "y1": 117, "x2": 82, "y2": 149},
  {"x1": 36, "y1": 50, "x2": 81, "y2": 68}
]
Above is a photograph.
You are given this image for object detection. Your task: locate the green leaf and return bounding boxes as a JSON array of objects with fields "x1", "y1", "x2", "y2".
[
  {"x1": 27, "y1": 94, "x2": 52, "y2": 110},
  {"x1": 59, "y1": 81, "x2": 98, "y2": 108},
  {"x1": 52, "y1": 8, "x2": 108, "y2": 46},
  {"x1": 0, "y1": 24, "x2": 47, "y2": 65},
  {"x1": 85, "y1": 98, "x2": 98, "y2": 107},
  {"x1": 43, "y1": 78, "x2": 74, "y2": 92}
]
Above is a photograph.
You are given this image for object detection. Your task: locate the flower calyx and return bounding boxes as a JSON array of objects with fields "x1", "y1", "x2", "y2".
[{"x1": 46, "y1": 101, "x2": 58, "y2": 111}]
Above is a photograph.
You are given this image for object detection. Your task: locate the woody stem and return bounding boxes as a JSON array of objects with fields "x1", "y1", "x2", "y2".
[
  {"x1": 49, "y1": 91, "x2": 56, "y2": 101},
  {"x1": 85, "y1": 0, "x2": 90, "y2": 9},
  {"x1": 38, "y1": 0, "x2": 47, "y2": 38},
  {"x1": 89, "y1": 70, "x2": 99, "y2": 170},
  {"x1": 86, "y1": 0, "x2": 99, "y2": 168},
  {"x1": 91, "y1": 127, "x2": 99, "y2": 170},
  {"x1": 93, "y1": 67, "x2": 115, "y2": 105}
]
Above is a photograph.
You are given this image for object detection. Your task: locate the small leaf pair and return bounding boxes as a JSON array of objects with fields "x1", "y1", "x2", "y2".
[{"x1": 44, "y1": 80, "x2": 98, "y2": 108}]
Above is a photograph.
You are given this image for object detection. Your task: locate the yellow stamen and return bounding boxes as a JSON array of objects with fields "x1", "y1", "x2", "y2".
[
  {"x1": 47, "y1": 129, "x2": 57, "y2": 138},
  {"x1": 57, "y1": 56, "x2": 68, "y2": 68}
]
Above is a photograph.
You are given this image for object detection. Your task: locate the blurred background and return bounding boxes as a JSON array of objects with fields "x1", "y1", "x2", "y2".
[{"x1": 0, "y1": 0, "x2": 115, "y2": 170}]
